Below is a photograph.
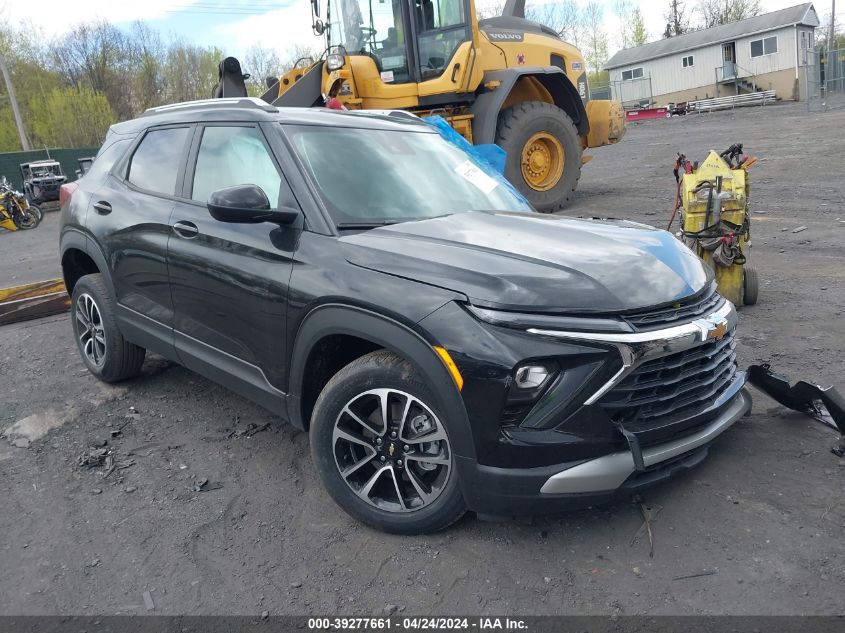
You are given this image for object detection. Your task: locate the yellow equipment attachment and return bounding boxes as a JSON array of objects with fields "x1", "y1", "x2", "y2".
[
  {"x1": 253, "y1": 0, "x2": 627, "y2": 213},
  {"x1": 679, "y1": 149, "x2": 758, "y2": 306}
]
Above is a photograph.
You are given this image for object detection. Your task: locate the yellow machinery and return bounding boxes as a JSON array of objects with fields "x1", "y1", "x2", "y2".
[
  {"x1": 675, "y1": 144, "x2": 758, "y2": 306},
  {"x1": 254, "y1": 0, "x2": 625, "y2": 212},
  {"x1": 0, "y1": 212, "x2": 15, "y2": 232}
]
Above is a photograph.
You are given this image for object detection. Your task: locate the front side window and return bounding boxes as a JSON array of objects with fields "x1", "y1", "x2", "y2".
[
  {"x1": 331, "y1": 0, "x2": 411, "y2": 83},
  {"x1": 416, "y1": 0, "x2": 470, "y2": 80},
  {"x1": 127, "y1": 127, "x2": 190, "y2": 196},
  {"x1": 751, "y1": 36, "x2": 777, "y2": 57},
  {"x1": 191, "y1": 126, "x2": 282, "y2": 206},
  {"x1": 285, "y1": 125, "x2": 532, "y2": 227}
]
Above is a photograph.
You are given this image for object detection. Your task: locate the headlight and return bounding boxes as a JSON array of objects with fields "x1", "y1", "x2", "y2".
[{"x1": 326, "y1": 46, "x2": 345, "y2": 71}]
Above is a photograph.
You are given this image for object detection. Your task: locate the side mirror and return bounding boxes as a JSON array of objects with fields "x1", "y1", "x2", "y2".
[{"x1": 207, "y1": 184, "x2": 300, "y2": 225}]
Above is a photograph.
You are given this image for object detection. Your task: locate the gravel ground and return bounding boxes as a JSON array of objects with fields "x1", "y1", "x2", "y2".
[{"x1": 1, "y1": 102, "x2": 843, "y2": 616}]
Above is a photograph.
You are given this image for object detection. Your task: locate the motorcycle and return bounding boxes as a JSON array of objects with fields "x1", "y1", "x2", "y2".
[{"x1": 0, "y1": 176, "x2": 42, "y2": 231}]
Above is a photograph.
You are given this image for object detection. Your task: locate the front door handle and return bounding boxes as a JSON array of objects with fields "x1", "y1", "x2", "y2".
[
  {"x1": 93, "y1": 201, "x2": 112, "y2": 215},
  {"x1": 173, "y1": 220, "x2": 199, "y2": 239}
]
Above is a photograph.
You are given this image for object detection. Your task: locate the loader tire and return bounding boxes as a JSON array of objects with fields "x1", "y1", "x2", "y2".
[{"x1": 496, "y1": 101, "x2": 582, "y2": 213}]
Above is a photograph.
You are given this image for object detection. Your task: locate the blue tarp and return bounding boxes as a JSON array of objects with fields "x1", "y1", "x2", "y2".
[{"x1": 423, "y1": 115, "x2": 528, "y2": 204}]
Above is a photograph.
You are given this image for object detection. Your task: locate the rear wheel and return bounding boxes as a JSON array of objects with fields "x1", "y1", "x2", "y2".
[
  {"x1": 71, "y1": 274, "x2": 146, "y2": 382},
  {"x1": 310, "y1": 351, "x2": 466, "y2": 534},
  {"x1": 496, "y1": 101, "x2": 582, "y2": 213}
]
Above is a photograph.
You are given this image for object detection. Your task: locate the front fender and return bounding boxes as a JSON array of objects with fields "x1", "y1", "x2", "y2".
[
  {"x1": 470, "y1": 67, "x2": 589, "y2": 144},
  {"x1": 287, "y1": 303, "x2": 476, "y2": 459}
]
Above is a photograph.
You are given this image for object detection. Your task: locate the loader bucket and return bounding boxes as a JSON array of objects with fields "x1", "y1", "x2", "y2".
[{"x1": 268, "y1": 62, "x2": 325, "y2": 108}]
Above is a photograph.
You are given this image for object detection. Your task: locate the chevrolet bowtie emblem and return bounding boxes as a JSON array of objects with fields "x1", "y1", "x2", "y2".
[
  {"x1": 695, "y1": 314, "x2": 729, "y2": 342},
  {"x1": 707, "y1": 321, "x2": 728, "y2": 340}
]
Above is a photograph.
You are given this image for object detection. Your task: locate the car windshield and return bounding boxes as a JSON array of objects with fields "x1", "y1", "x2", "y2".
[{"x1": 284, "y1": 124, "x2": 532, "y2": 226}]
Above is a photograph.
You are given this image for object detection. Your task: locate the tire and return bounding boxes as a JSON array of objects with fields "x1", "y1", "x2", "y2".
[
  {"x1": 71, "y1": 274, "x2": 146, "y2": 383},
  {"x1": 743, "y1": 266, "x2": 759, "y2": 306},
  {"x1": 14, "y1": 207, "x2": 40, "y2": 230},
  {"x1": 310, "y1": 350, "x2": 467, "y2": 534},
  {"x1": 496, "y1": 101, "x2": 582, "y2": 213}
]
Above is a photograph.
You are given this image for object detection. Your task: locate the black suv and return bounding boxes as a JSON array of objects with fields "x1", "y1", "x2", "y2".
[{"x1": 60, "y1": 98, "x2": 751, "y2": 534}]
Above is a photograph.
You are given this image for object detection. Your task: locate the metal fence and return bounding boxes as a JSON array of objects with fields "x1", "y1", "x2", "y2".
[
  {"x1": 609, "y1": 76, "x2": 654, "y2": 108},
  {"x1": 806, "y1": 48, "x2": 845, "y2": 112},
  {"x1": 590, "y1": 82, "x2": 611, "y2": 101}
]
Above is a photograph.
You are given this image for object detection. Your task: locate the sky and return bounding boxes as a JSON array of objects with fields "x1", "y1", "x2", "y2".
[{"x1": 0, "y1": 0, "x2": 836, "y2": 61}]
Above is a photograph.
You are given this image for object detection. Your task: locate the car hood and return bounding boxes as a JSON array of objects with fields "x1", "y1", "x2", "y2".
[{"x1": 340, "y1": 212, "x2": 711, "y2": 313}]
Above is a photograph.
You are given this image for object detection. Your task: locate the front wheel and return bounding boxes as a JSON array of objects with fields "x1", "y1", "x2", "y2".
[
  {"x1": 14, "y1": 207, "x2": 40, "y2": 230},
  {"x1": 310, "y1": 351, "x2": 466, "y2": 534},
  {"x1": 496, "y1": 101, "x2": 583, "y2": 213}
]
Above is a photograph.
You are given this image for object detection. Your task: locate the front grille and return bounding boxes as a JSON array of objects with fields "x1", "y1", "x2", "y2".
[
  {"x1": 623, "y1": 285, "x2": 723, "y2": 331},
  {"x1": 599, "y1": 329, "x2": 739, "y2": 445}
]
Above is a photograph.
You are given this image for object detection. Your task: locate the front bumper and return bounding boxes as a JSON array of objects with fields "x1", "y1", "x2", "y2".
[{"x1": 458, "y1": 384, "x2": 751, "y2": 516}]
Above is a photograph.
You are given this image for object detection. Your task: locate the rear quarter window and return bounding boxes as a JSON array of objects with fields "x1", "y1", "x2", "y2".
[{"x1": 85, "y1": 138, "x2": 133, "y2": 186}]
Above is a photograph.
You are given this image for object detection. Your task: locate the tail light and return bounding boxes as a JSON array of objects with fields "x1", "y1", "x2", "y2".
[{"x1": 59, "y1": 182, "x2": 78, "y2": 208}]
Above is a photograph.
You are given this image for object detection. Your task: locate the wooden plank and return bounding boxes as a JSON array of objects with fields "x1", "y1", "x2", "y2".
[{"x1": 0, "y1": 278, "x2": 70, "y2": 326}]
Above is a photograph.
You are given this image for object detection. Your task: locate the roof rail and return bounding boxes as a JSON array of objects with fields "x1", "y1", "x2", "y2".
[
  {"x1": 343, "y1": 109, "x2": 427, "y2": 125},
  {"x1": 143, "y1": 97, "x2": 278, "y2": 117}
]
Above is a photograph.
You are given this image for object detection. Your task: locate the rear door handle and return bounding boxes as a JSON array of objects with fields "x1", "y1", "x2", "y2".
[
  {"x1": 93, "y1": 201, "x2": 112, "y2": 215},
  {"x1": 173, "y1": 221, "x2": 199, "y2": 239}
]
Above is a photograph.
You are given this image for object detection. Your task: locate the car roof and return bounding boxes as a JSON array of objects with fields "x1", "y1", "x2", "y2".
[{"x1": 109, "y1": 97, "x2": 434, "y2": 136}]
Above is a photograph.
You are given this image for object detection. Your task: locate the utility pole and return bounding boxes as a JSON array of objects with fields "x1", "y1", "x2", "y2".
[
  {"x1": 0, "y1": 51, "x2": 31, "y2": 151},
  {"x1": 830, "y1": 0, "x2": 837, "y2": 52}
]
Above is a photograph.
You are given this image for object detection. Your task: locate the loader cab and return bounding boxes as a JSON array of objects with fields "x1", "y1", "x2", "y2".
[{"x1": 326, "y1": 0, "x2": 472, "y2": 84}]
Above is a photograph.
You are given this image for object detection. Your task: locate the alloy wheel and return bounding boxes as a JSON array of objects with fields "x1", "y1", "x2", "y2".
[
  {"x1": 75, "y1": 293, "x2": 107, "y2": 367},
  {"x1": 332, "y1": 388, "x2": 452, "y2": 513}
]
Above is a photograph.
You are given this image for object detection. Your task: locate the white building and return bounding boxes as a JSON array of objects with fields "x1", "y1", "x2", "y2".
[{"x1": 604, "y1": 3, "x2": 820, "y2": 107}]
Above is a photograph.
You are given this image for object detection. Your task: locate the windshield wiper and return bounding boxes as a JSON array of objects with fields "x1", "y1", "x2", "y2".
[{"x1": 336, "y1": 221, "x2": 398, "y2": 230}]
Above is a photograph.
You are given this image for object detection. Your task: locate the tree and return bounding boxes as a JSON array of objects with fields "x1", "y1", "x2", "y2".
[
  {"x1": 243, "y1": 44, "x2": 281, "y2": 96},
  {"x1": 664, "y1": 0, "x2": 691, "y2": 38},
  {"x1": 28, "y1": 87, "x2": 116, "y2": 148},
  {"x1": 583, "y1": 1, "x2": 609, "y2": 74},
  {"x1": 613, "y1": 0, "x2": 635, "y2": 49},
  {"x1": 128, "y1": 21, "x2": 166, "y2": 113},
  {"x1": 476, "y1": 1, "x2": 505, "y2": 20},
  {"x1": 279, "y1": 44, "x2": 319, "y2": 74},
  {"x1": 631, "y1": 8, "x2": 649, "y2": 46},
  {"x1": 698, "y1": 0, "x2": 762, "y2": 28},
  {"x1": 528, "y1": 1, "x2": 582, "y2": 47}
]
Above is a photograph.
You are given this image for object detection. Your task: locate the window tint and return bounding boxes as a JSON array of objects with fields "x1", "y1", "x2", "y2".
[
  {"x1": 127, "y1": 127, "x2": 189, "y2": 195},
  {"x1": 86, "y1": 138, "x2": 133, "y2": 185},
  {"x1": 192, "y1": 126, "x2": 282, "y2": 205}
]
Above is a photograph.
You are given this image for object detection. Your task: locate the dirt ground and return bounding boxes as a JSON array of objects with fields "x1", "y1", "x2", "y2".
[{"x1": 1, "y1": 102, "x2": 844, "y2": 616}]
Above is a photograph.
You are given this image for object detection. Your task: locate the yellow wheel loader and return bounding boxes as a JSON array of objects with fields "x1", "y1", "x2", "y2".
[{"x1": 244, "y1": 0, "x2": 626, "y2": 212}]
